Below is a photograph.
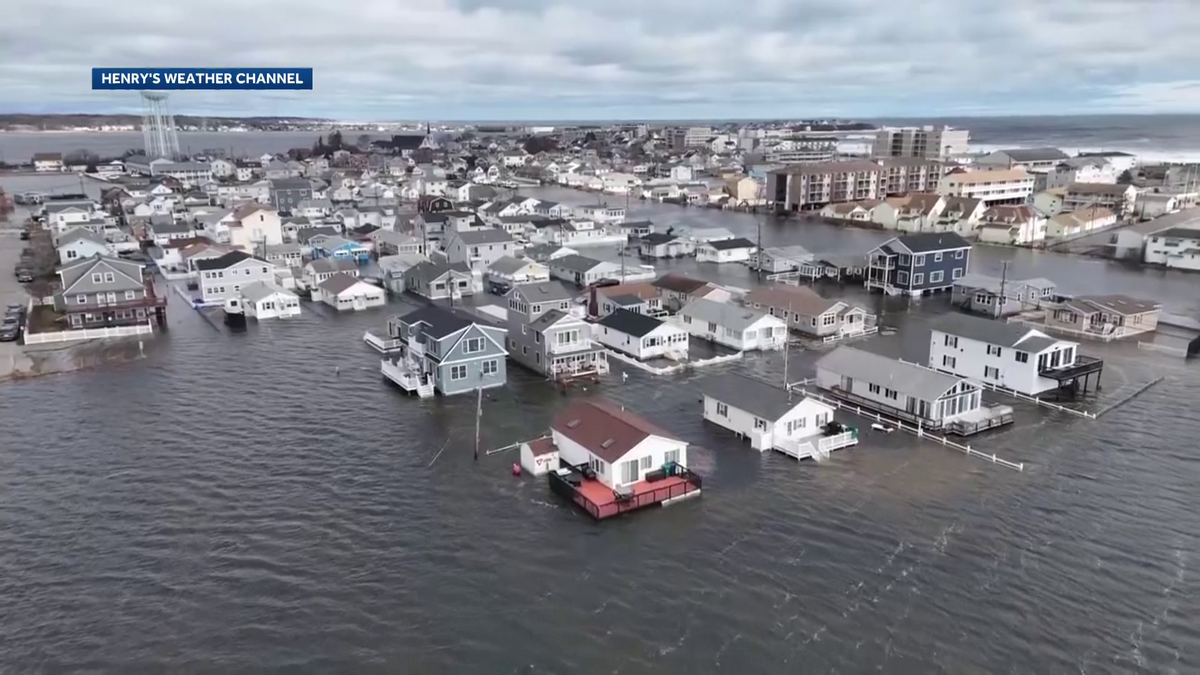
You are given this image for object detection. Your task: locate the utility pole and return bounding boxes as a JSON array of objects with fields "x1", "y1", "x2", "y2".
[
  {"x1": 998, "y1": 260, "x2": 1009, "y2": 318},
  {"x1": 756, "y1": 218, "x2": 763, "y2": 283},
  {"x1": 473, "y1": 372, "x2": 484, "y2": 461},
  {"x1": 782, "y1": 326, "x2": 791, "y2": 397}
]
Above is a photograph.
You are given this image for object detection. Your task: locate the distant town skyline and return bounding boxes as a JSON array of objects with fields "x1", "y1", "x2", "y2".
[{"x1": 4, "y1": 0, "x2": 1199, "y2": 120}]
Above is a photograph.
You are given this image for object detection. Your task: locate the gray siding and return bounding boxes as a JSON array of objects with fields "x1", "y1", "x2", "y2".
[
  {"x1": 434, "y1": 325, "x2": 508, "y2": 395},
  {"x1": 896, "y1": 249, "x2": 969, "y2": 292}
]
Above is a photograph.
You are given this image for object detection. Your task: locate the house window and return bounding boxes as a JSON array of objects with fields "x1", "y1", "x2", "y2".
[
  {"x1": 821, "y1": 313, "x2": 836, "y2": 326},
  {"x1": 640, "y1": 456, "x2": 652, "y2": 470},
  {"x1": 934, "y1": 252, "x2": 943, "y2": 262},
  {"x1": 482, "y1": 359, "x2": 498, "y2": 375},
  {"x1": 450, "y1": 364, "x2": 468, "y2": 380},
  {"x1": 1015, "y1": 351, "x2": 1029, "y2": 363},
  {"x1": 716, "y1": 402, "x2": 729, "y2": 417},
  {"x1": 534, "y1": 332, "x2": 542, "y2": 344},
  {"x1": 913, "y1": 254, "x2": 926, "y2": 266},
  {"x1": 76, "y1": 294, "x2": 87, "y2": 304},
  {"x1": 987, "y1": 345, "x2": 1002, "y2": 357},
  {"x1": 91, "y1": 273, "x2": 102, "y2": 283},
  {"x1": 707, "y1": 321, "x2": 717, "y2": 332},
  {"x1": 897, "y1": 271, "x2": 910, "y2": 285},
  {"x1": 952, "y1": 268, "x2": 964, "y2": 280},
  {"x1": 884, "y1": 388, "x2": 898, "y2": 400},
  {"x1": 664, "y1": 449, "x2": 679, "y2": 465},
  {"x1": 984, "y1": 366, "x2": 1000, "y2": 379},
  {"x1": 124, "y1": 290, "x2": 136, "y2": 300},
  {"x1": 463, "y1": 337, "x2": 484, "y2": 354},
  {"x1": 753, "y1": 417, "x2": 767, "y2": 430},
  {"x1": 869, "y1": 383, "x2": 881, "y2": 394},
  {"x1": 104, "y1": 272, "x2": 114, "y2": 283},
  {"x1": 954, "y1": 250, "x2": 965, "y2": 259},
  {"x1": 929, "y1": 271, "x2": 944, "y2": 283},
  {"x1": 912, "y1": 273, "x2": 925, "y2": 286},
  {"x1": 898, "y1": 254, "x2": 911, "y2": 266},
  {"x1": 942, "y1": 355, "x2": 957, "y2": 368}
]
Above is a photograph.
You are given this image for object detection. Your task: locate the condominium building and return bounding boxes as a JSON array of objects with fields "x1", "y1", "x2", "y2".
[
  {"x1": 872, "y1": 126, "x2": 970, "y2": 161},
  {"x1": 1062, "y1": 182, "x2": 1138, "y2": 217},
  {"x1": 766, "y1": 160, "x2": 882, "y2": 211},
  {"x1": 937, "y1": 168, "x2": 1035, "y2": 206},
  {"x1": 877, "y1": 157, "x2": 945, "y2": 196},
  {"x1": 765, "y1": 136, "x2": 839, "y2": 164}
]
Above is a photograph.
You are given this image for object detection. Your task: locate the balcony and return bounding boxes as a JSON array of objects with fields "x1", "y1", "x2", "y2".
[
  {"x1": 1040, "y1": 354, "x2": 1104, "y2": 381},
  {"x1": 549, "y1": 339, "x2": 599, "y2": 355}
]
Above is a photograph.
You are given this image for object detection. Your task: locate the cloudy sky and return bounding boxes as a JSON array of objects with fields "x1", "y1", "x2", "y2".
[{"x1": 3, "y1": 0, "x2": 1200, "y2": 121}]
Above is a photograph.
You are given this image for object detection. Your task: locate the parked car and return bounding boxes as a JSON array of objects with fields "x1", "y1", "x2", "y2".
[
  {"x1": 15, "y1": 268, "x2": 34, "y2": 283},
  {"x1": 4, "y1": 303, "x2": 23, "y2": 318},
  {"x1": 0, "y1": 316, "x2": 20, "y2": 342}
]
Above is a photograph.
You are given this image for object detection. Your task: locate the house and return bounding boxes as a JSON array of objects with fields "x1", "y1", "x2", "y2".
[
  {"x1": 672, "y1": 298, "x2": 786, "y2": 351},
  {"x1": 377, "y1": 253, "x2": 429, "y2": 293},
  {"x1": 751, "y1": 245, "x2": 814, "y2": 273},
  {"x1": 1047, "y1": 207, "x2": 1117, "y2": 240},
  {"x1": 702, "y1": 374, "x2": 854, "y2": 458},
  {"x1": 445, "y1": 228, "x2": 516, "y2": 269},
  {"x1": 519, "y1": 437, "x2": 559, "y2": 477},
  {"x1": 33, "y1": 152, "x2": 64, "y2": 172},
  {"x1": 311, "y1": 235, "x2": 371, "y2": 263},
  {"x1": 371, "y1": 229, "x2": 425, "y2": 257},
  {"x1": 1061, "y1": 183, "x2": 1137, "y2": 217},
  {"x1": 976, "y1": 147, "x2": 1070, "y2": 172},
  {"x1": 194, "y1": 251, "x2": 275, "y2": 303},
  {"x1": 487, "y1": 256, "x2": 549, "y2": 286},
  {"x1": 548, "y1": 254, "x2": 622, "y2": 287},
  {"x1": 865, "y1": 232, "x2": 972, "y2": 296},
  {"x1": 147, "y1": 219, "x2": 195, "y2": 246},
  {"x1": 522, "y1": 243, "x2": 578, "y2": 263},
  {"x1": 53, "y1": 254, "x2": 166, "y2": 330},
  {"x1": 506, "y1": 281, "x2": 608, "y2": 380},
  {"x1": 814, "y1": 346, "x2": 1003, "y2": 434},
  {"x1": 651, "y1": 273, "x2": 730, "y2": 311},
  {"x1": 404, "y1": 261, "x2": 475, "y2": 300},
  {"x1": 302, "y1": 257, "x2": 359, "y2": 290},
  {"x1": 937, "y1": 168, "x2": 1035, "y2": 206},
  {"x1": 312, "y1": 273, "x2": 386, "y2": 310},
  {"x1": 56, "y1": 229, "x2": 110, "y2": 265},
  {"x1": 594, "y1": 309, "x2": 690, "y2": 360},
  {"x1": 742, "y1": 285, "x2": 870, "y2": 340},
  {"x1": 928, "y1": 313, "x2": 1103, "y2": 396},
  {"x1": 950, "y1": 272, "x2": 1057, "y2": 317},
  {"x1": 382, "y1": 305, "x2": 508, "y2": 397},
  {"x1": 263, "y1": 242, "x2": 303, "y2": 269},
  {"x1": 268, "y1": 178, "x2": 312, "y2": 210},
  {"x1": 695, "y1": 237, "x2": 756, "y2": 263},
  {"x1": 976, "y1": 205, "x2": 1047, "y2": 246},
  {"x1": 545, "y1": 399, "x2": 698, "y2": 520},
  {"x1": 1144, "y1": 227, "x2": 1200, "y2": 271},
  {"x1": 1046, "y1": 158, "x2": 1120, "y2": 189},
  {"x1": 590, "y1": 282, "x2": 666, "y2": 318},
  {"x1": 239, "y1": 281, "x2": 301, "y2": 319},
  {"x1": 229, "y1": 203, "x2": 284, "y2": 251},
  {"x1": 617, "y1": 220, "x2": 655, "y2": 238},
  {"x1": 1042, "y1": 295, "x2": 1161, "y2": 340},
  {"x1": 638, "y1": 232, "x2": 696, "y2": 259}
]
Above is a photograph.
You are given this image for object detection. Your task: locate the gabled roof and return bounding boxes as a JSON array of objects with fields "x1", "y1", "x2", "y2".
[
  {"x1": 704, "y1": 237, "x2": 756, "y2": 251},
  {"x1": 597, "y1": 308, "x2": 667, "y2": 338},
  {"x1": 641, "y1": 232, "x2": 683, "y2": 245},
  {"x1": 58, "y1": 228, "x2": 108, "y2": 247},
  {"x1": 455, "y1": 228, "x2": 513, "y2": 245},
  {"x1": 58, "y1": 254, "x2": 145, "y2": 292},
  {"x1": 889, "y1": 231, "x2": 971, "y2": 254},
  {"x1": 930, "y1": 313, "x2": 1063, "y2": 352},
  {"x1": 652, "y1": 273, "x2": 710, "y2": 294},
  {"x1": 679, "y1": 298, "x2": 778, "y2": 331},
  {"x1": 398, "y1": 304, "x2": 473, "y2": 339},
  {"x1": 308, "y1": 257, "x2": 359, "y2": 274},
  {"x1": 509, "y1": 280, "x2": 576, "y2": 303},
  {"x1": 240, "y1": 280, "x2": 294, "y2": 303},
  {"x1": 998, "y1": 147, "x2": 1070, "y2": 162},
  {"x1": 232, "y1": 203, "x2": 272, "y2": 221},
  {"x1": 317, "y1": 272, "x2": 365, "y2": 295},
  {"x1": 550, "y1": 254, "x2": 607, "y2": 274},
  {"x1": 702, "y1": 373, "x2": 813, "y2": 421},
  {"x1": 488, "y1": 255, "x2": 534, "y2": 275},
  {"x1": 551, "y1": 399, "x2": 680, "y2": 463},
  {"x1": 194, "y1": 250, "x2": 260, "y2": 271},
  {"x1": 743, "y1": 285, "x2": 841, "y2": 316},
  {"x1": 816, "y1": 346, "x2": 967, "y2": 402}
]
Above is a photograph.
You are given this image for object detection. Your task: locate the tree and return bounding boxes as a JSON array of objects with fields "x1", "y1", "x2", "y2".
[
  {"x1": 523, "y1": 136, "x2": 558, "y2": 155},
  {"x1": 356, "y1": 134, "x2": 372, "y2": 149},
  {"x1": 1117, "y1": 169, "x2": 1134, "y2": 185}
]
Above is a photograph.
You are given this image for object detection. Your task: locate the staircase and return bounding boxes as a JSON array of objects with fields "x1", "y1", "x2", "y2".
[{"x1": 416, "y1": 380, "x2": 436, "y2": 398}]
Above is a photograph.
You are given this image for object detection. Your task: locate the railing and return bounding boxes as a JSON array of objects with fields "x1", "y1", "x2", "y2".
[
  {"x1": 363, "y1": 330, "x2": 403, "y2": 352},
  {"x1": 548, "y1": 466, "x2": 702, "y2": 520},
  {"x1": 549, "y1": 340, "x2": 596, "y2": 354},
  {"x1": 1039, "y1": 354, "x2": 1104, "y2": 380},
  {"x1": 825, "y1": 385, "x2": 942, "y2": 429},
  {"x1": 24, "y1": 321, "x2": 154, "y2": 345},
  {"x1": 61, "y1": 289, "x2": 167, "y2": 312}
]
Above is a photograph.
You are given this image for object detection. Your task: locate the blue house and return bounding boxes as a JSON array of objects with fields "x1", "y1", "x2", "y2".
[
  {"x1": 380, "y1": 305, "x2": 508, "y2": 397},
  {"x1": 865, "y1": 232, "x2": 971, "y2": 297},
  {"x1": 311, "y1": 235, "x2": 371, "y2": 264}
]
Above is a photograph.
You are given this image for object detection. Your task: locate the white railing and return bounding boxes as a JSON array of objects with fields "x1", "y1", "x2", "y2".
[
  {"x1": 549, "y1": 340, "x2": 593, "y2": 354},
  {"x1": 363, "y1": 330, "x2": 403, "y2": 352},
  {"x1": 381, "y1": 359, "x2": 419, "y2": 389},
  {"x1": 24, "y1": 321, "x2": 155, "y2": 345}
]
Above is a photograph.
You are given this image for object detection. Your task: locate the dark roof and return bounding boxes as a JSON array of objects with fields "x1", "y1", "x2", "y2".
[
  {"x1": 551, "y1": 399, "x2": 680, "y2": 463},
  {"x1": 652, "y1": 273, "x2": 710, "y2": 294},
  {"x1": 270, "y1": 178, "x2": 311, "y2": 191},
  {"x1": 893, "y1": 232, "x2": 971, "y2": 254},
  {"x1": 641, "y1": 232, "x2": 681, "y2": 245},
  {"x1": 1153, "y1": 227, "x2": 1200, "y2": 240},
  {"x1": 706, "y1": 237, "x2": 756, "y2": 250},
  {"x1": 456, "y1": 228, "x2": 513, "y2": 245},
  {"x1": 509, "y1": 280, "x2": 576, "y2": 303},
  {"x1": 597, "y1": 308, "x2": 665, "y2": 337},
  {"x1": 398, "y1": 305, "x2": 472, "y2": 339},
  {"x1": 702, "y1": 373, "x2": 804, "y2": 421},
  {"x1": 930, "y1": 313, "x2": 1053, "y2": 350},
  {"x1": 193, "y1": 250, "x2": 258, "y2": 271},
  {"x1": 1000, "y1": 147, "x2": 1070, "y2": 162}
]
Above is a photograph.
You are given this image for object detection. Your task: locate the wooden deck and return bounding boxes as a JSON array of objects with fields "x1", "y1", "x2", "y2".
[{"x1": 549, "y1": 468, "x2": 702, "y2": 520}]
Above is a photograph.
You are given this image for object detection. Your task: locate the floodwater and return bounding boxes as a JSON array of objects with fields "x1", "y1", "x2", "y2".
[{"x1": 0, "y1": 182, "x2": 1198, "y2": 673}]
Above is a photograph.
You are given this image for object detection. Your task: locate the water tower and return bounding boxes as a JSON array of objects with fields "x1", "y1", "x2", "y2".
[{"x1": 140, "y1": 91, "x2": 182, "y2": 160}]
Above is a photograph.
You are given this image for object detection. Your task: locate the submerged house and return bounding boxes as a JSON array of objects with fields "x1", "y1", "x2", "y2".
[
  {"x1": 865, "y1": 232, "x2": 972, "y2": 297},
  {"x1": 672, "y1": 298, "x2": 787, "y2": 351},
  {"x1": 380, "y1": 305, "x2": 508, "y2": 398},
  {"x1": 742, "y1": 285, "x2": 872, "y2": 340},
  {"x1": 506, "y1": 281, "x2": 607, "y2": 381}
]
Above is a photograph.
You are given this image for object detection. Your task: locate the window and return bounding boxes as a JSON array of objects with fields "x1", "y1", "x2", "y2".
[
  {"x1": 786, "y1": 417, "x2": 807, "y2": 434},
  {"x1": 934, "y1": 252, "x2": 943, "y2": 262},
  {"x1": 884, "y1": 388, "x2": 898, "y2": 400},
  {"x1": 929, "y1": 271, "x2": 944, "y2": 283},
  {"x1": 463, "y1": 337, "x2": 484, "y2": 354},
  {"x1": 76, "y1": 294, "x2": 87, "y2": 304},
  {"x1": 952, "y1": 268, "x2": 964, "y2": 280},
  {"x1": 640, "y1": 456, "x2": 652, "y2": 470},
  {"x1": 913, "y1": 254, "x2": 926, "y2": 267},
  {"x1": 986, "y1": 345, "x2": 1002, "y2": 357},
  {"x1": 103, "y1": 272, "x2": 114, "y2": 283},
  {"x1": 482, "y1": 359, "x2": 498, "y2": 375},
  {"x1": 753, "y1": 417, "x2": 767, "y2": 430},
  {"x1": 984, "y1": 366, "x2": 1000, "y2": 379},
  {"x1": 707, "y1": 321, "x2": 717, "y2": 332},
  {"x1": 450, "y1": 364, "x2": 468, "y2": 380},
  {"x1": 898, "y1": 254, "x2": 911, "y2": 266},
  {"x1": 869, "y1": 383, "x2": 881, "y2": 394},
  {"x1": 124, "y1": 290, "x2": 136, "y2": 300},
  {"x1": 821, "y1": 313, "x2": 837, "y2": 326},
  {"x1": 897, "y1": 271, "x2": 910, "y2": 285},
  {"x1": 942, "y1": 355, "x2": 957, "y2": 368},
  {"x1": 1015, "y1": 351, "x2": 1029, "y2": 363},
  {"x1": 954, "y1": 250, "x2": 965, "y2": 259},
  {"x1": 912, "y1": 273, "x2": 924, "y2": 286},
  {"x1": 664, "y1": 449, "x2": 679, "y2": 465},
  {"x1": 91, "y1": 273, "x2": 102, "y2": 283},
  {"x1": 716, "y1": 402, "x2": 729, "y2": 417}
]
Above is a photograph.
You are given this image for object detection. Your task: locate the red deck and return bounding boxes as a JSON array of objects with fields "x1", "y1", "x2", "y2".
[{"x1": 550, "y1": 470, "x2": 702, "y2": 520}]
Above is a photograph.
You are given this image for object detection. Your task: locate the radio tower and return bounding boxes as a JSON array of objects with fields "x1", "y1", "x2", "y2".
[{"x1": 140, "y1": 91, "x2": 182, "y2": 160}]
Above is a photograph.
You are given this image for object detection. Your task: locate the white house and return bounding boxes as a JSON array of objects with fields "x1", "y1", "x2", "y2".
[
  {"x1": 487, "y1": 256, "x2": 550, "y2": 286},
  {"x1": 550, "y1": 399, "x2": 689, "y2": 490},
  {"x1": 638, "y1": 232, "x2": 696, "y2": 259},
  {"x1": 594, "y1": 309, "x2": 690, "y2": 360},
  {"x1": 33, "y1": 152, "x2": 64, "y2": 172},
  {"x1": 976, "y1": 205, "x2": 1047, "y2": 247},
  {"x1": 444, "y1": 227, "x2": 516, "y2": 269},
  {"x1": 312, "y1": 273, "x2": 386, "y2": 311},
  {"x1": 229, "y1": 203, "x2": 284, "y2": 251},
  {"x1": 695, "y1": 237, "x2": 757, "y2": 263},
  {"x1": 1143, "y1": 226, "x2": 1200, "y2": 271},
  {"x1": 239, "y1": 281, "x2": 301, "y2": 319},
  {"x1": 702, "y1": 373, "x2": 855, "y2": 459},
  {"x1": 56, "y1": 229, "x2": 110, "y2": 265},
  {"x1": 194, "y1": 251, "x2": 276, "y2": 304},
  {"x1": 928, "y1": 313, "x2": 1098, "y2": 396},
  {"x1": 302, "y1": 257, "x2": 360, "y2": 290},
  {"x1": 519, "y1": 437, "x2": 560, "y2": 477},
  {"x1": 548, "y1": 255, "x2": 622, "y2": 287},
  {"x1": 672, "y1": 298, "x2": 786, "y2": 351}
]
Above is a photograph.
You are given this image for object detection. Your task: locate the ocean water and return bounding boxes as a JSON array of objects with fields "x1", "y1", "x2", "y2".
[
  {"x1": 3, "y1": 114, "x2": 1200, "y2": 163},
  {"x1": 1, "y1": 186, "x2": 1199, "y2": 671}
]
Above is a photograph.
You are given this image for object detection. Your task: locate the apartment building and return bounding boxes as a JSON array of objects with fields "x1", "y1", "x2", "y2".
[
  {"x1": 871, "y1": 126, "x2": 970, "y2": 161},
  {"x1": 976, "y1": 147, "x2": 1070, "y2": 172},
  {"x1": 1046, "y1": 158, "x2": 1120, "y2": 189},
  {"x1": 765, "y1": 136, "x2": 838, "y2": 164},
  {"x1": 766, "y1": 160, "x2": 882, "y2": 211},
  {"x1": 877, "y1": 157, "x2": 944, "y2": 196},
  {"x1": 1062, "y1": 182, "x2": 1137, "y2": 217},
  {"x1": 937, "y1": 168, "x2": 1035, "y2": 206}
]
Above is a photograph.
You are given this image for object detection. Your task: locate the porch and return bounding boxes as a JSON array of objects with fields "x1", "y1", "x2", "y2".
[
  {"x1": 548, "y1": 463, "x2": 702, "y2": 520},
  {"x1": 774, "y1": 429, "x2": 859, "y2": 460},
  {"x1": 380, "y1": 358, "x2": 435, "y2": 398},
  {"x1": 864, "y1": 251, "x2": 900, "y2": 295},
  {"x1": 363, "y1": 328, "x2": 403, "y2": 353}
]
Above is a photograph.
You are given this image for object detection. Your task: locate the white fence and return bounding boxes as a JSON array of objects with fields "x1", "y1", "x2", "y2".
[
  {"x1": 604, "y1": 348, "x2": 743, "y2": 375},
  {"x1": 24, "y1": 321, "x2": 155, "y2": 345}
]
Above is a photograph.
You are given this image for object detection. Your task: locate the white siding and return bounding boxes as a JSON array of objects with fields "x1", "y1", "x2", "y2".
[
  {"x1": 550, "y1": 431, "x2": 687, "y2": 489},
  {"x1": 928, "y1": 329, "x2": 1076, "y2": 396},
  {"x1": 703, "y1": 396, "x2": 833, "y2": 450}
]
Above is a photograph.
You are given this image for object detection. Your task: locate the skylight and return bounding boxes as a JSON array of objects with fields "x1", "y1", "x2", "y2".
[{"x1": 566, "y1": 419, "x2": 580, "y2": 428}]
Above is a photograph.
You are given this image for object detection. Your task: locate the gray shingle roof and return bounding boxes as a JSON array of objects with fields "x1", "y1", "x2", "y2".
[
  {"x1": 702, "y1": 373, "x2": 804, "y2": 421},
  {"x1": 678, "y1": 298, "x2": 775, "y2": 331},
  {"x1": 816, "y1": 346, "x2": 963, "y2": 401},
  {"x1": 456, "y1": 228, "x2": 513, "y2": 245},
  {"x1": 930, "y1": 313, "x2": 1062, "y2": 351},
  {"x1": 488, "y1": 256, "x2": 532, "y2": 275},
  {"x1": 597, "y1": 308, "x2": 665, "y2": 338},
  {"x1": 510, "y1": 280, "x2": 575, "y2": 303},
  {"x1": 550, "y1": 254, "x2": 605, "y2": 274}
]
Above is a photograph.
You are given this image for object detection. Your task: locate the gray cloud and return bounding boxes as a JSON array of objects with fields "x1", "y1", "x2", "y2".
[{"x1": 2, "y1": 0, "x2": 1198, "y2": 119}]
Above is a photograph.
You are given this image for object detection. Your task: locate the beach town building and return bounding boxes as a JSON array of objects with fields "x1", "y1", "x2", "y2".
[
  {"x1": 672, "y1": 298, "x2": 787, "y2": 351},
  {"x1": 312, "y1": 273, "x2": 386, "y2": 311},
  {"x1": 594, "y1": 309, "x2": 690, "y2": 360},
  {"x1": 1143, "y1": 227, "x2": 1200, "y2": 271},
  {"x1": 950, "y1": 273, "x2": 1058, "y2": 317},
  {"x1": 695, "y1": 237, "x2": 757, "y2": 264},
  {"x1": 865, "y1": 232, "x2": 972, "y2": 296},
  {"x1": 765, "y1": 161, "x2": 882, "y2": 211},
  {"x1": 1061, "y1": 183, "x2": 1137, "y2": 218},
  {"x1": 52, "y1": 254, "x2": 167, "y2": 333},
  {"x1": 381, "y1": 305, "x2": 508, "y2": 398},
  {"x1": 1038, "y1": 295, "x2": 1162, "y2": 341},
  {"x1": 871, "y1": 126, "x2": 969, "y2": 161},
  {"x1": 1046, "y1": 158, "x2": 1120, "y2": 189},
  {"x1": 975, "y1": 205, "x2": 1048, "y2": 246},
  {"x1": 937, "y1": 168, "x2": 1035, "y2": 206},
  {"x1": 1046, "y1": 208, "x2": 1118, "y2": 240},
  {"x1": 975, "y1": 148, "x2": 1070, "y2": 172},
  {"x1": 195, "y1": 251, "x2": 275, "y2": 304},
  {"x1": 506, "y1": 281, "x2": 607, "y2": 381},
  {"x1": 741, "y1": 285, "x2": 871, "y2": 340}
]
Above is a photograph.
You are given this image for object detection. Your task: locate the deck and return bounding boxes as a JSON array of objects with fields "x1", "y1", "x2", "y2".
[
  {"x1": 548, "y1": 466, "x2": 702, "y2": 520},
  {"x1": 363, "y1": 328, "x2": 402, "y2": 352}
]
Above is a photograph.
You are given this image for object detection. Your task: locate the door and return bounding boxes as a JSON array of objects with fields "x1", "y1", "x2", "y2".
[
  {"x1": 353, "y1": 295, "x2": 366, "y2": 310},
  {"x1": 621, "y1": 459, "x2": 639, "y2": 485}
]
